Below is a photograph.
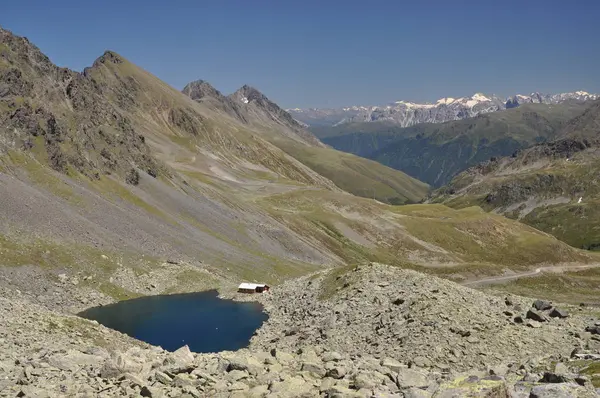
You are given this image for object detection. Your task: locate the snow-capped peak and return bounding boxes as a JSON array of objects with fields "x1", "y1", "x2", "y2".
[
  {"x1": 394, "y1": 100, "x2": 435, "y2": 109},
  {"x1": 471, "y1": 93, "x2": 491, "y2": 102},
  {"x1": 575, "y1": 90, "x2": 591, "y2": 96},
  {"x1": 436, "y1": 97, "x2": 456, "y2": 105}
]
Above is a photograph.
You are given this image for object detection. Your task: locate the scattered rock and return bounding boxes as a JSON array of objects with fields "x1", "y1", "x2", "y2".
[
  {"x1": 533, "y1": 300, "x2": 553, "y2": 311},
  {"x1": 549, "y1": 307, "x2": 569, "y2": 318},
  {"x1": 527, "y1": 309, "x2": 548, "y2": 322}
]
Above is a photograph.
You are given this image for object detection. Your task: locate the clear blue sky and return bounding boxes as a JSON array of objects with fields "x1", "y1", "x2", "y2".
[{"x1": 2, "y1": 0, "x2": 599, "y2": 108}]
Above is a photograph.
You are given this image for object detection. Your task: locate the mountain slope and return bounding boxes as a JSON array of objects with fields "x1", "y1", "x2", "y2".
[
  {"x1": 431, "y1": 99, "x2": 600, "y2": 250},
  {"x1": 313, "y1": 102, "x2": 588, "y2": 187},
  {"x1": 181, "y1": 80, "x2": 429, "y2": 204}
]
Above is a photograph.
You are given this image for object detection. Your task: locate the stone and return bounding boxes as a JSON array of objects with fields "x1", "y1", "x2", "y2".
[
  {"x1": 404, "y1": 388, "x2": 433, "y2": 398},
  {"x1": 323, "y1": 385, "x2": 364, "y2": 398},
  {"x1": 272, "y1": 350, "x2": 295, "y2": 366},
  {"x1": 322, "y1": 351, "x2": 343, "y2": 362},
  {"x1": 549, "y1": 308, "x2": 569, "y2": 318},
  {"x1": 119, "y1": 372, "x2": 145, "y2": 387},
  {"x1": 228, "y1": 382, "x2": 249, "y2": 391},
  {"x1": 47, "y1": 350, "x2": 104, "y2": 372},
  {"x1": 381, "y1": 357, "x2": 404, "y2": 373},
  {"x1": 585, "y1": 325, "x2": 600, "y2": 335},
  {"x1": 412, "y1": 356, "x2": 432, "y2": 368},
  {"x1": 269, "y1": 376, "x2": 312, "y2": 395},
  {"x1": 247, "y1": 385, "x2": 269, "y2": 397},
  {"x1": 396, "y1": 368, "x2": 429, "y2": 389},
  {"x1": 325, "y1": 362, "x2": 347, "y2": 379},
  {"x1": 154, "y1": 371, "x2": 173, "y2": 385},
  {"x1": 100, "y1": 353, "x2": 143, "y2": 378},
  {"x1": 164, "y1": 345, "x2": 194, "y2": 373},
  {"x1": 353, "y1": 372, "x2": 377, "y2": 389},
  {"x1": 527, "y1": 320, "x2": 542, "y2": 328},
  {"x1": 140, "y1": 386, "x2": 155, "y2": 397},
  {"x1": 173, "y1": 373, "x2": 196, "y2": 388},
  {"x1": 227, "y1": 369, "x2": 249, "y2": 382},
  {"x1": 526, "y1": 309, "x2": 548, "y2": 322},
  {"x1": 533, "y1": 300, "x2": 553, "y2": 311},
  {"x1": 529, "y1": 383, "x2": 586, "y2": 398},
  {"x1": 301, "y1": 361, "x2": 326, "y2": 377}
]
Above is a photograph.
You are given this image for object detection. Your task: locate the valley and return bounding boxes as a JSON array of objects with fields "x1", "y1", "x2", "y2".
[{"x1": 1, "y1": 21, "x2": 600, "y2": 398}]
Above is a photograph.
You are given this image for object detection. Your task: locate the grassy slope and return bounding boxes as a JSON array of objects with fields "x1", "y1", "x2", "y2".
[
  {"x1": 432, "y1": 101, "x2": 600, "y2": 250},
  {"x1": 258, "y1": 190, "x2": 593, "y2": 281},
  {"x1": 270, "y1": 138, "x2": 429, "y2": 204},
  {"x1": 313, "y1": 103, "x2": 587, "y2": 187}
]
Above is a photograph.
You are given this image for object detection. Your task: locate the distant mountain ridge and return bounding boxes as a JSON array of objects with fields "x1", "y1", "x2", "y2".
[
  {"x1": 311, "y1": 102, "x2": 590, "y2": 188},
  {"x1": 289, "y1": 91, "x2": 598, "y2": 127}
]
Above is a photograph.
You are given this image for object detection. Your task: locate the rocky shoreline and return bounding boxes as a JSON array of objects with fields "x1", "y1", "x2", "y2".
[{"x1": 1, "y1": 263, "x2": 600, "y2": 397}]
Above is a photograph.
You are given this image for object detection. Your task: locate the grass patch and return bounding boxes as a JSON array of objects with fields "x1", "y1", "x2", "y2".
[{"x1": 488, "y1": 268, "x2": 600, "y2": 305}]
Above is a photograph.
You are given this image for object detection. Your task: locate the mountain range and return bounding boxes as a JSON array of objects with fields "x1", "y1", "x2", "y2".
[
  {"x1": 311, "y1": 101, "x2": 590, "y2": 188},
  {"x1": 289, "y1": 91, "x2": 598, "y2": 127}
]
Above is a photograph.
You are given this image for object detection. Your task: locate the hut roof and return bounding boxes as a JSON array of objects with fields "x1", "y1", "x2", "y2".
[{"x1": 238, "y1": 283, "x2": 267, "y2": 290}]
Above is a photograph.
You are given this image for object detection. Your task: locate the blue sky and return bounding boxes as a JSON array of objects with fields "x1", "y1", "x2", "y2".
[{"x1": 2, "y1": 0, "x2": 599, "y2": 108}]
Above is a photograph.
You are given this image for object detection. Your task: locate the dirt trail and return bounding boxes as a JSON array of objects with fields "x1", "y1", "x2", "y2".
[{"x1": 463, "y1": 263, "x2": 600, "y2": 287}]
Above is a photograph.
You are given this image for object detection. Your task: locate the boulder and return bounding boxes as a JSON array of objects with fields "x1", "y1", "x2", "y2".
[
  {"x1": 163, "y1": 345, "x2": 194, "y2": 373},
  {"x1": 585, "y1": 325, "x2": 600, "y2": 335},
  {"x1": 154, "y1": 371, "x2": 173, "y2": 385},
  {"x1": 322, "y1": 351, "x2": 343, "y2": 362},
  {"x1": 353, "y1": 371, "x2": 385, "y2": 389},
  {"x1": 226, "y1": 369, "x2": 249, "y2": 382},
  {"x1": 100, "y1": 353, "x2": 143, "y2": 379},
  {"x1": 412, "y1": 356, "x2": 432, "y2": 368},
  {"x1": 404, "y1": 388, "x2": 433, "y2": 398},
  {"x1": 268, "y1": 376, "x2": 313, "y2": 395},
  {"x1": 549, "y1": 308, "x2": 569, "y2": 319},
  {"x1": 526, "y1": 309, "x2": 548, "y2": 322},
  {"x1": 381, "y1": 357, "x2": 405, "y2": 373},
  {"x1": 301, "y1": 361, "x2": 326, "y2": 378},
  {"x1": 396, "y1": 368, "x2": 429, "y2": 389},
  {"x1": 325, "y1": 362, "x2": 347, "y2": 379},
  {"x1": 533, "y1": 300, "x2": 553, "y2": 311},
  {"x1": 529, "y1": 383, "x2": 589, "y2": 398},
  {"x1": 47, "y1": 350, "x2": 104, "y2": 372}
]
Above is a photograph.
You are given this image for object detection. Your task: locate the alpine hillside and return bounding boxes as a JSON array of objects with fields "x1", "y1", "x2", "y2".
[{"x1": 431, "y1": 99, "x2": 600, "y2": 251}]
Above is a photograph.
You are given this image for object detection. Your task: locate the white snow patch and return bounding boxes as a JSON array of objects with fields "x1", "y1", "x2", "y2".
[
  {"x1": 436, "y1": 97, "x2": 456, "y2": 105},
  {"x1": 241, "y1": 97, "x2": 249, "y2": 104},
  {"x1": 394, "y1": 100, "x2": 435, "y2": 109}
]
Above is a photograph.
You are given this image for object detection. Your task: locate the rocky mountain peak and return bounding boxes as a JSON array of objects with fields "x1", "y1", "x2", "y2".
[
  {"x1": 232, "y1": 84, "x2": 267, "y2": 105},
  {"x1": 92, "y1": 50, "x2": 126, "y2": 67},
  {"x1": 181, "y1": 80, "x2": 224, "y2": 101}
]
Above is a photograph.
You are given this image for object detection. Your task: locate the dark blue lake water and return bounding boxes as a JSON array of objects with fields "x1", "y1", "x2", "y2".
[{"x1": 78, "y1": 290, "x2": 267, "y2": 353}]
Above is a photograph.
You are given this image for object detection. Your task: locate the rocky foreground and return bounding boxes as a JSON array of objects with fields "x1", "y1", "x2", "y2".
[{"x1": 1, "y1": 264, "x2": 600, "y2": 397}]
